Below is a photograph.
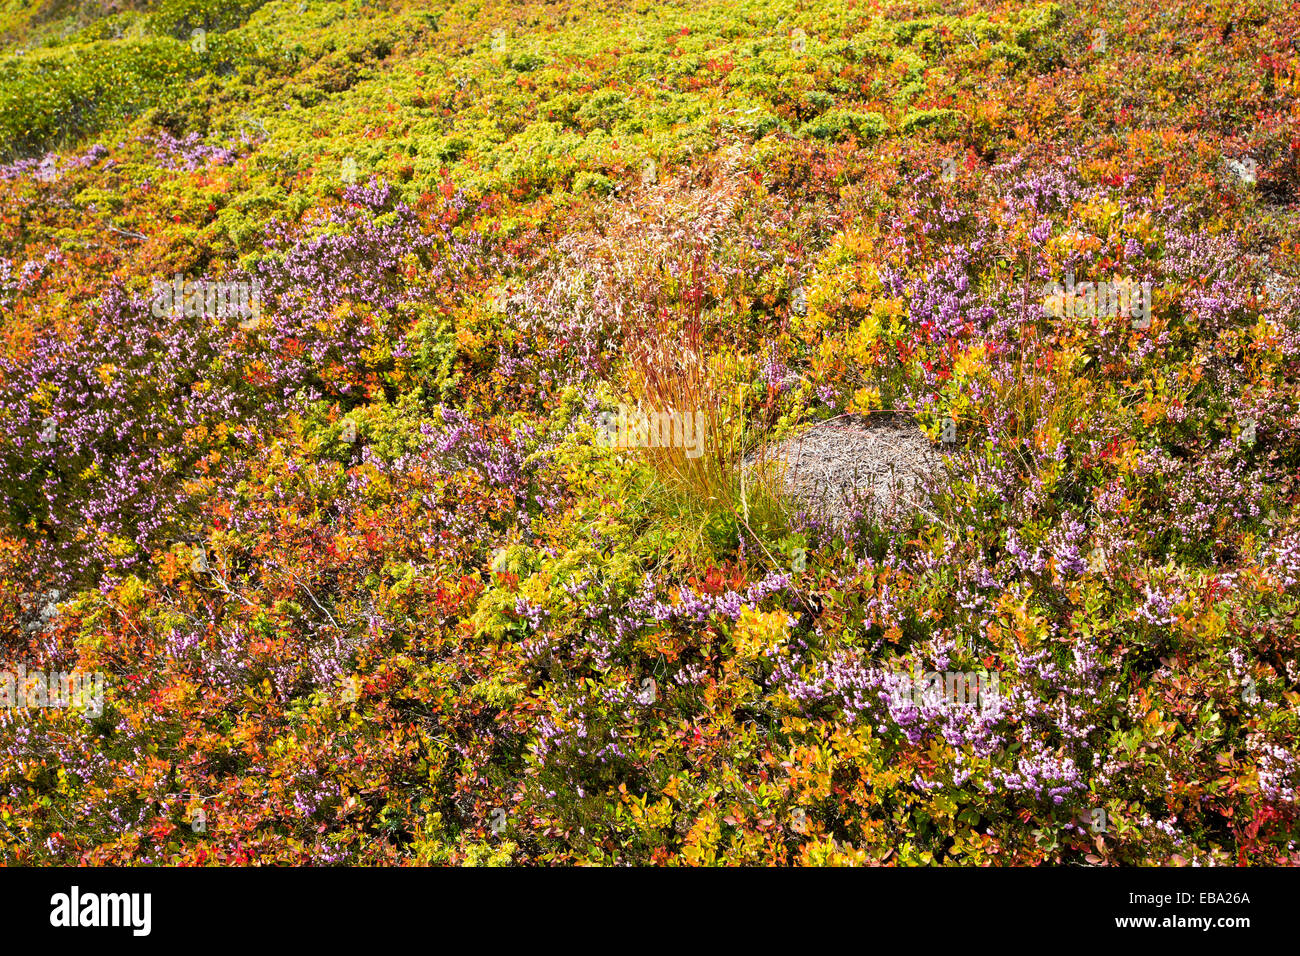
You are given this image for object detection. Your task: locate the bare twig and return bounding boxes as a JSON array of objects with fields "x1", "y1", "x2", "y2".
[{"x1": 106, "y1": 224, "x2": 148, "y2": 241}]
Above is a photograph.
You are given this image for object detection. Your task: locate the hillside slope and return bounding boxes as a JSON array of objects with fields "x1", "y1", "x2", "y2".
[{"x1": 0, "y1": 0, "x2": 1297, "y2": 865}]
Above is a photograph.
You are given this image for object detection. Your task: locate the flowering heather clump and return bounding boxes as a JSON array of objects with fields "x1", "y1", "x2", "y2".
[{"x1": 0, "y1": 0, "x2": 1297, "y2": 877}]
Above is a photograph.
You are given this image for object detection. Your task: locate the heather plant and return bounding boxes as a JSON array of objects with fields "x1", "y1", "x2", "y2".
[{"x1": 0, "y1": 281, "x2": 279, "y2": 588}]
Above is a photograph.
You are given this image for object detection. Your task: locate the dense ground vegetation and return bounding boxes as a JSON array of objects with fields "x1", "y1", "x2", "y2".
[{"x1": 0, "y1": 0, "x2": 1297, "y2": 865}]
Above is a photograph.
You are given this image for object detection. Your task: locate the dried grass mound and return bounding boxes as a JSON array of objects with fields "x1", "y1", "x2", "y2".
[{"x1": 754, "y1": 414, "x2": 944, "y2": 524}]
